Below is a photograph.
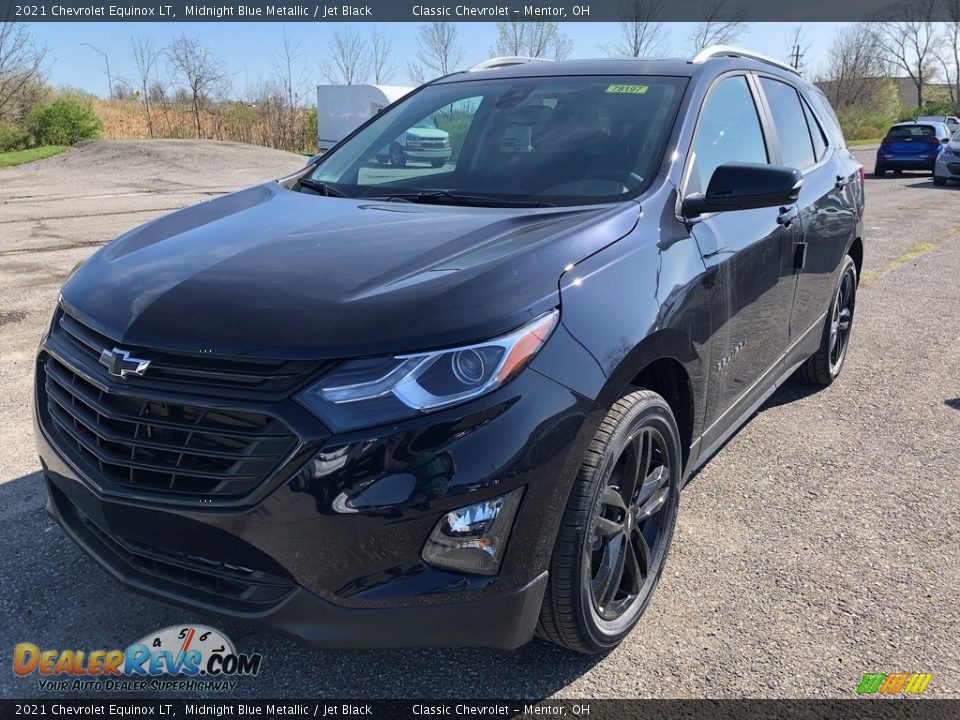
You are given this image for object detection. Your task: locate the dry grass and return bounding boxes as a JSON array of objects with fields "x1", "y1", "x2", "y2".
[{"x1": 94, "y1": 99, "x2": 315, "y2": 152}]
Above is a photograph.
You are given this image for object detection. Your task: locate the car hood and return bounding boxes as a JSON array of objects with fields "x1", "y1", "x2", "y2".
[
  {"x1": 407, "y1": 128, "x2": 449, "y2": 140},
  {"x1": 62, "y1": 182, "x2": 639, "y2": 359}
]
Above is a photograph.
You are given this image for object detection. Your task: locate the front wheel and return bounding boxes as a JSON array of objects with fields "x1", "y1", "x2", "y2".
[
  {"x1": 537, "y1": 389, "x2": 681, "y2": 654},
  {"x1": 795, "y1": 255, "x2": 857, "y2": 385},
  {"x1": 933, "y1": 175, "x2": 947, "y2": 186},
  {"x1": 389, "y1": 143, "x2": 406, "y2": 168}
]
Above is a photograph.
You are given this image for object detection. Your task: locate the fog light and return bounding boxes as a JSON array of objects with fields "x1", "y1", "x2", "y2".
[{"x1": 421, "y1": 488, "x2": 523, "y2": 576}]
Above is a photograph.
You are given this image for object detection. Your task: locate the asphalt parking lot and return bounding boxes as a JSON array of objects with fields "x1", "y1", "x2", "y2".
[{"x1": 1, "y1": 140, "x2": 957, "y2": 699}]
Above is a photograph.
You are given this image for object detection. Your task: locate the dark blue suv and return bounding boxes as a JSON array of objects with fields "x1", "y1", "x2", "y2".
[{"x1": 36, "y1": 48, "x2": 864, "y2": 654}]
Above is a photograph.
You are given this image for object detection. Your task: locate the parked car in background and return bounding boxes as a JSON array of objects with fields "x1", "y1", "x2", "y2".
[
  {"x1": 917, "y1": 115, "x2": 960, "y2": 135},
  {"x1": 934, "y1": 128, "x2": 960, "y2": 186},
  {"x1": 36, "y1": 48, "x2": 864, "y2": 654},
  {"x1": 875, "y1": 121, "x2": 952, "y2": 177},
  {"x1": 376, "y1": 115, "x2": 452, "y2": 168}
]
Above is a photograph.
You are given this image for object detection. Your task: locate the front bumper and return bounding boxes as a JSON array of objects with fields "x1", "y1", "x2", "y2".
[
  {"x1": 403, "y1": 148, "x2": 451, "y2": 163},
  {"x1": 36, "y1": 347, "x2": 597, "y2": 649}
]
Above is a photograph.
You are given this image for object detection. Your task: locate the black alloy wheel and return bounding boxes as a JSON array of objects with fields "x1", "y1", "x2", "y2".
[
  {"x1": 828, "y1": 261, "x2": 856, "y2": 375},
  {"x1": 796, "y1": 254, "x2": 858, "y2": 385},
  {"x1": 538, "y1": 389, "x2": 681, "y2": 653},
  {"x1": 584, "y1": 425, "x2": 675, "y2": 624}
]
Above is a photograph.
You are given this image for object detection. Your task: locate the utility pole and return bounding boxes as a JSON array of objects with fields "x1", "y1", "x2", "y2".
[
  {"x1": 790, "y1": 43, "x2": 804, "y2": 74},
  {"x1": 81, "y1": 43, "x2": 113, "y2": 100}
]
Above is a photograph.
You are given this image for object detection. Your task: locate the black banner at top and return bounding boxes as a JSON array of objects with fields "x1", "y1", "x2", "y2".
[{"x1": 2, "y1": 0, "x2": 960, "y2": 22}]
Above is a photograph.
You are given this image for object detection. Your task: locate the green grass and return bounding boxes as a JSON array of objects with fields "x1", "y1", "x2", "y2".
[
  {"x1": 0, "y1": 145, "x2": 68, "y2": 168},
  {"x1": 848, "y1": 137, "x2": 882, "y2": 147}
]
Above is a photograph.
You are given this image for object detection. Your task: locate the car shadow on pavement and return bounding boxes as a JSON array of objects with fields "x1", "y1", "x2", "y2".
[
  {"x1": 0, "y1": 470, "x2": 603, "y2": 700},
  {"x1": 683, "y1": 377, "x2": 823, "y2": 488},
  {"x1": 907, "y1": 179, "x2": 960, "y2": 189}
]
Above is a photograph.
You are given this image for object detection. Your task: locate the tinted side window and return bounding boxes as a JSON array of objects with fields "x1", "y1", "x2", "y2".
[
  {"x1": 760, "y1": 77, "x2": 816, "y2": 171},
  {"x1": 690, "y1": 76, "x2": 768, "y2": 194},
  {"x1": 802, "y1": 99, "x2": 828, "y2": 162}
]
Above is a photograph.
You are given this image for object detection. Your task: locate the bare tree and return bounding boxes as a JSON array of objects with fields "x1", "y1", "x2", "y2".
[
  {"x1": 869, "y1": 0, "x2": 940, "y2": 108},
  {"x1": 494, "y1": 21, "x2": 573, "y2": 60},
  {"x1": 937, "y1": 0, "x2": 960, "y2": 105},
  {"x1": 408, "y1": 23, "x2": 464, "y2": 84},
  {"x1": 369, "y1": 26, "x2": 395, "y2": 84},
  {"x1": 0, "y1": 22, "x2": 47, "y2": 124},
  {"x1": 688, "y1": 0, "x2": 749, "y2": 52},
  {"x1": 270, "y1": 28, "x2": 308, "y2": 150},
  {"x1": 817, "y1": 23, "x2": 891, "y2": 111},
  {"x1": 783, "y1": 25, "x2": 811, "y2": 75},
  {"x1": 131, "y1": 36, "x2": 161, "y2": 138},
  {"x1": 321, "y1": 27, "x2": 370, "y2": 85},
  {"x1": 167, "y1": 34, "x2": 231, "y2": 139},
  {"x1": 604, "y1": 0, "x2": 667, "y2": 58}
]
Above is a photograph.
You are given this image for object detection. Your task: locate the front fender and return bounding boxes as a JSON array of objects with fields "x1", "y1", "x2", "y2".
[{"x1": 531, "y1": 183, "x2": 711, "y2": 441}]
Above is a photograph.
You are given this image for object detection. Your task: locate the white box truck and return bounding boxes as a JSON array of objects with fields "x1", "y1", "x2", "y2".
[{"x1": 316, "y1": 84, "x2": 413, "y2": 151}]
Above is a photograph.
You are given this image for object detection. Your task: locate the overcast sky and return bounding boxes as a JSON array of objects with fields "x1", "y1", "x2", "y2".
[{"x1": 29, "y1": 22, "x2": 845, "y2": 98}]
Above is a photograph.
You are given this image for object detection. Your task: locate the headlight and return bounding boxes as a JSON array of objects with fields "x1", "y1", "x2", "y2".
[
  {"x1": 297, "y1": 310, "x2": 559, "y2": 431},
  {"x1": 943, "y1": 149, "x2": 957, "y2": 158}
]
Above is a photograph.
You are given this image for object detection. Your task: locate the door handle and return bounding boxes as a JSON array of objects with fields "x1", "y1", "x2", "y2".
[{"x1": 777, "y1": 206, "x2": 799, "y2": 227}]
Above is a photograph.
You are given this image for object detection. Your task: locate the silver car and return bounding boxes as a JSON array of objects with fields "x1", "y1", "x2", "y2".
[{"x1": 934, "y1": 129, "x2": 960, "y2": 186}]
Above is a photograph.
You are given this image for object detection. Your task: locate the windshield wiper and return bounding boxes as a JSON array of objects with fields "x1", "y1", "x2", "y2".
[
  {"x1": 298, "y1": 177, "x2": 351, "y2": 198},
  {"x1": 371, "y1": 191, "x2": 554, "y2": 208}
]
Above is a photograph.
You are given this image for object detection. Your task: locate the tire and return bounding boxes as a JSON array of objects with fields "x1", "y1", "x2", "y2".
[
  {"x1": 537, "y1": 389, "x2": 682, "y2": 654},
  {"x1": 375, "y1": 154, "x2": 389, "y2": 165},
  {"x1": 874, "y1": 165, "x2": 886, "y2": 178},
  {"x1": 389, "y1": 144, "x2": 406, "y2": 168},
  {"x1": 893, "y1": 169, "x2": 903, "y2": 177},
  {"x1": 430, "y1": 159, "x2": 445, "y2": 168},
  {"x1": 934, "y1": 175, "x2": 947, "y2": 186},
  {"x1": 795, "y1": 255, "x2": 857, "y2": 386}
]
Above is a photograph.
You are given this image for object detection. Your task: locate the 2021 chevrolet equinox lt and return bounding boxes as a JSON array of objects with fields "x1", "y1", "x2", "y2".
[{"x1": 35, "y1": 48, "x2": 864, "y2": 653}]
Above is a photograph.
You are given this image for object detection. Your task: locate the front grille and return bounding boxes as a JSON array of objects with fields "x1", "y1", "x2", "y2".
[
  {"x1": 50, "y1": 483, "x2": 294, "y2": 610},
  {"x1": 52, "y1": 308, "x2": 328, "y2": 397},
  {"x1": 40, "y1": 355, "x2": 300, "y2": 499}
]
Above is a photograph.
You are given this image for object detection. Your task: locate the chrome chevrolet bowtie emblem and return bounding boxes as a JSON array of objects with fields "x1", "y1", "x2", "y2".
[{"x1": 99, "y1": 347, "x2": 151, "y2": 378}]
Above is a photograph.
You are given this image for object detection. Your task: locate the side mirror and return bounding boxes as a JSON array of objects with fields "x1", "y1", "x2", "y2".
[
  {"x1": 942, "y1": 138, "x2": 950, "y2": 145},
  {"x1": 683, "y1": 162, "x2": 803, "y2": 217}
]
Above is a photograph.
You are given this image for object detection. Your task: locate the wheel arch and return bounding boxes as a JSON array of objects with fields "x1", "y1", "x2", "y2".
[
  {"x1": 590, "y1": 328, "x2": 704, "y2": 475},
  {"x1": 848, "y1": 236, "x2": 863, "y2": 283}
]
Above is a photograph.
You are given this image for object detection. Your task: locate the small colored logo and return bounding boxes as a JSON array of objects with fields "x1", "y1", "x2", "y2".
[
  {"x1": 13, "y1": 624, "x2": 261, "y2": 679},
  {"x1": 857, "y1": 672, "x2": 933, "y2": 695}
]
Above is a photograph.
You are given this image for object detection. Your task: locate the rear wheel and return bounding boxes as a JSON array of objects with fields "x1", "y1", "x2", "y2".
[
  {"x1": 537, "y1": 389, "x2": 681, "y2": 654},
  {"x1": 796, "y1": 255, "x2": 857, "y2": 386},
  {"x1": 430, "y1": 159, "x2": 445, "y2": 168},
  {"x1": 874, "y1": 164, "x2": 886, "y2": 177}
]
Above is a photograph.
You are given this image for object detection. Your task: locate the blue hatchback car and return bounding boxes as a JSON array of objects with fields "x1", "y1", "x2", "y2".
[{"x1": 875, "y1": 121, "x2": 952, "y2": 176}]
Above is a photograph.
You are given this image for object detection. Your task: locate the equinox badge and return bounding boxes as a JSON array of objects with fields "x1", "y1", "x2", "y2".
[{"x1": 99, "y1": 348, "x2": 151, "y2": 378}]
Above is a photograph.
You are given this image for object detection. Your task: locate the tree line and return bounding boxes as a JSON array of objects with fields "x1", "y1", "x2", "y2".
[{"x1": 1, "y1": 5, "x2": 959, "y2": 154}]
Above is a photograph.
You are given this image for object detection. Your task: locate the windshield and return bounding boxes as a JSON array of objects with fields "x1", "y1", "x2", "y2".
[{"x1": 309, "y1": 75, "x2": 687, "y2": 207}]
